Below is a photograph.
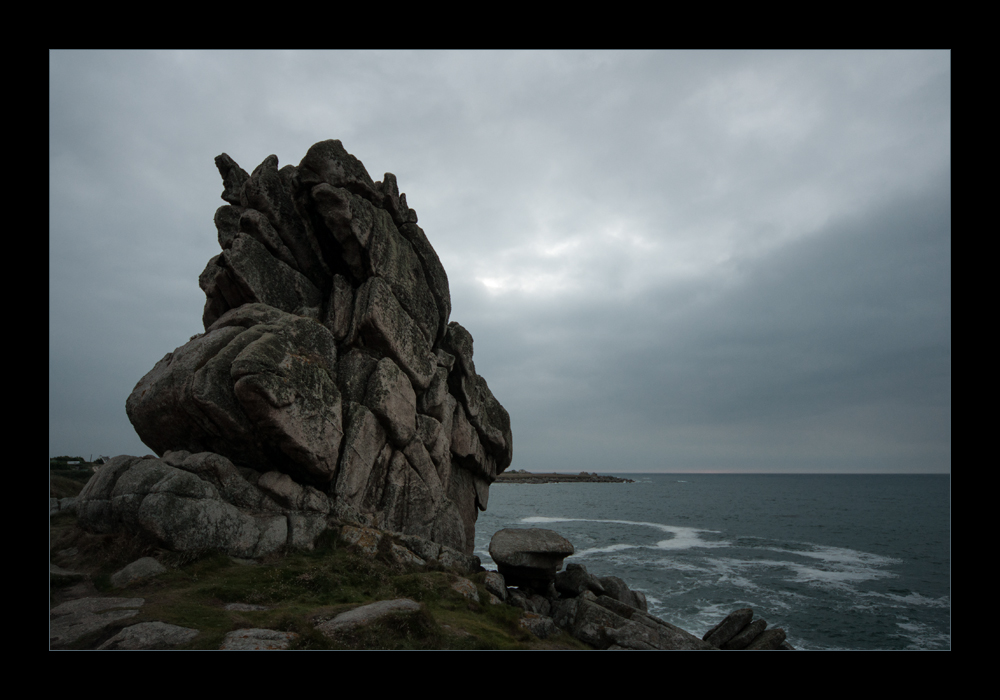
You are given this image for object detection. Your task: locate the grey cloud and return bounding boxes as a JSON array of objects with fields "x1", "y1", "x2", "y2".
[{"x1": 49, "y1": 50, "x2": 949, "y2": 473}]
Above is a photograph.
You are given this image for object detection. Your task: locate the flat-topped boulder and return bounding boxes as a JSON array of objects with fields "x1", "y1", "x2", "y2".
[
  {"x1": 486, "y1": 534, "x2": 792, "y2": 650},
  {"x1": 489, "y1": 528, "x2": 574, "y2": 589}
]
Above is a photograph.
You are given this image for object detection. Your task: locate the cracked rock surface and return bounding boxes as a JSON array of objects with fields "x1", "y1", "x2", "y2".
[{"x1": 81, "y1": 140, "x2": 512, "y2": 557}]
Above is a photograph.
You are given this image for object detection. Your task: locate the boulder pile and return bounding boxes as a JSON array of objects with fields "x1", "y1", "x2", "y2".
[
  {"x1": 487, "y1": 528, "x2": 793, "y2": 650},
  {"x1": 701, "y1": 607, "x2": 789, "y2": 649},
  {"x1": 78, "y1": 140, "x2": 512, "y2": 557},
  {"x1": 50, "y1": 524, "x2": 793, "y2": 649},
  {"x1": 489, "y1": 528, "x2": 574, "y2": 591}
]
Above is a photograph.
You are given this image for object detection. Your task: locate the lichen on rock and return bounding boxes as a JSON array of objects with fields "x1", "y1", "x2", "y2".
[{"x1": 83, "y1": 140, "x2": 512, "y2": 557}]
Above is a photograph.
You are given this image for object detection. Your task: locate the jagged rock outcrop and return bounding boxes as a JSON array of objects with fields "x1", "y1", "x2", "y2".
[
  {"x1": 702, "y1": 607, "x2": 790, "y2": 650},
  {"x1": 76, "y1": 453, "x2": 300, "y2": 558},
  {"x1": 489, "y1": 530, "x2": 792, "y2": 650},
  {"x1": 85, "y1": 140, "x2": 512, "y2": 557},
  {"x1": 550, "y1": 591, "x2": 718, "y2": 650}
]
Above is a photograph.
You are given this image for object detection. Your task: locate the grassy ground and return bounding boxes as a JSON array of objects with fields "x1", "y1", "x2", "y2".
[{"x1": 49, "y1": 473, "x2": 590, "y2": 650}]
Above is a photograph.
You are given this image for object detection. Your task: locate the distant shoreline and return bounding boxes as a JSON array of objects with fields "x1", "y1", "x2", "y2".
[{"x1": 494, "y1": 471, "x2": 635, "y2": 484}]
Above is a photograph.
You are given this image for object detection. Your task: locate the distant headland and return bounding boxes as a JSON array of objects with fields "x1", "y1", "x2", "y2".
[{"x1": 494, "y1": 470, "x2": 635, "y2": 484}]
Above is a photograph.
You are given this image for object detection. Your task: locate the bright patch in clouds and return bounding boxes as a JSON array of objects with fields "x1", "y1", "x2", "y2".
[{"x1": 474, "y1": 213, "x2": 732, "y2": 299}]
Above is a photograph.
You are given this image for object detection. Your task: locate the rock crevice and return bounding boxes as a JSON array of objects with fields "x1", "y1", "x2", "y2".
[
  {"x1": 87, "y1": 140, "x2": 512, "y2": 557},
  {"x1": 488, "y1": 528, "x2": 793, "y2": 650}
]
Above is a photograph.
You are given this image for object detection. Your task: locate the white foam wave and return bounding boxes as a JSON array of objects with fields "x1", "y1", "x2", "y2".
[
  {"x1": 574, "y1": 543, "x2": 639, "y2": 556},
  {"x1": 859, "y1": 591, "x2": 950, "y2": 608},
  {"x1": 793, "y1": 544, "x2": 901, "y2": 568},
  {"x1": 518, "y1": 516, "x2": 729, "y2": 551},
  {"x1": 894, "y1": 620, "x2": 952, "y2": 650},
  {"x1": 648, "y1": 558, "x2": 710, "y2": 573},
  {"x1": 701, "y1": 550, "x2": 896, "y2": 596},
  {"x1": 788, "y1": 563, "x2": 895, "y2": 588},
  {"x1": 706, "y1": 541, "x2": 902, "y2": 592}
]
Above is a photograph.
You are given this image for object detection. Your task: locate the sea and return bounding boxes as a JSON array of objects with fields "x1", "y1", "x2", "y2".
[{"x1": 474, "y1": 474, "x2": 950, "y2": 650}]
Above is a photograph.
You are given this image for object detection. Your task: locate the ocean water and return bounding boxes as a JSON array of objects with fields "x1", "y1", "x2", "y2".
[{"x1": 474, "y1": 474, "x2": 950, "y2": 650}]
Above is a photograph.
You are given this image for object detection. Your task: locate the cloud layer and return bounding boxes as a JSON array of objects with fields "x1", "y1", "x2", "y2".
[{"x1": 50, "y1": 50, "x2": 950, "y2": 472}]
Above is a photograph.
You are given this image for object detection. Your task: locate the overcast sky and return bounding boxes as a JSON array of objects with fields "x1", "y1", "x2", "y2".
[{"x1": 49, "y1": 50, "x2": 950, "y2": 473}]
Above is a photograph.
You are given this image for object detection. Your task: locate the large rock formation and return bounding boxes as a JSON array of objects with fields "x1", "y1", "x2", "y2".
[{"x1": 86, "y1": 140, "x2": 512, "y2": 556}]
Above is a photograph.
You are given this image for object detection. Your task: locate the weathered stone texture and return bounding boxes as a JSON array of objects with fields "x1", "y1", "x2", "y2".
[
  {"x1": 315, "y1": 598, "x2": 422, "y2": 637},
  {"x1": 488, "y1": 532, "x2": 792, "y2": 650},
  {"x1": 703, "y1": 607, "x2": 754, "y2": 647},
  {"x1": 50, "y1": 597, "x2": 145, "y2": 648},
  {"x1": 98, "y1": 621, "x2": 199, "y2": 650},
  {"x1": 92, "y1": 140, "x2": 513, "y2": 557},
  {"x1": 489, "y1": 528, "x2": 575, "y2": 590}
]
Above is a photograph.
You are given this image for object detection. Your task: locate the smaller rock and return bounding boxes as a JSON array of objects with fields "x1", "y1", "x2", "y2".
[
  {"x1": 49, "y1": 496, "x2": 77, "y2": 516},
  {"x1": 257, "y1": 471, "x2": 330, "y2": 513},
  {"x1": 437, "y1": 545, "x2": 481, "y2": 574},
  {"x1": 98, "y1": 621, "x2": 199, "y2": 650},
  {"x1": 556, "y1": 562, "x2": 606, "y2": 597},
  {"x1": 505, "y1": 588, "x2": 536, "y2": 613},
  {"x1": 483, "y1": 571, "x2": 506, "y2": 601},
  {"x1": 287, "y1": 512, "x2": 329, "y2": 550},
  {"x1": 548, "y1": 595, "x2": 626, "y2": 648},
  {"x1": 364, "y1": 357, "x2": 417, "y2": 447},
  {"x1": 745, "y1": 627, "x2": 787, "y2": 650},
  {"x1": 111, "y1": 557, "x2": 167, "y2": 588},
  {"x1": 722, "y1": 618, "x2": 767, "y2": 649},
  {"x1": 221, "y1": 628, "x2": 299, "y2": 650},
  {"x1": 703, "y1": 607, "x2": 754, "y2": 648},
  {"x1": 527, "y1": 593, "x2": 551, "y2": 617},
  {"x1": 339, "y1": 525, "x2": 383, "y2": 555},
  {"x1": 391, "y1": 542, "x2": 426, "y2": 568},
  {"x1": 519, "y1": 612, "x2": 558, "y2": 639},
  {"x1": 550, "y1": 594, "x2": 716, "y2": 650},
  {"x1": 395, "y1": 533, "x2": 441, "y2": 562},
  {"x1": 315, "y1": 599, "x2": 421, "y2": 636},
  {"x1": 50, "y1": 563, "x2": 87, "y2": 585},
  {"x1": 451, "y1": 578, "x2": 480, "y2": 603},
  {"x1": 50, "y1": 597, "x2": 145, "y2": 647},
  {"x1": 597, "y1": 575, "x2": 647, "y2": 612}
]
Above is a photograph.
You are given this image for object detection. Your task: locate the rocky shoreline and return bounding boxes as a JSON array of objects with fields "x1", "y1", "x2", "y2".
[
  {"x1": 487, "y1": 527, "x2": 791, "y2": 650},
  {"x1": 51, "y1": 512, "x2": 790, "y2": 649},
  {"x1": 49, "y1": 139, "x2": 786, "y2": 649},
  {"x1": 494, "y1": 471, "x2": 635, "y2": 484}
]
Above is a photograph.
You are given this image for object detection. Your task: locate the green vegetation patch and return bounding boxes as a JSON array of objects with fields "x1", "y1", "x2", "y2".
[{"x1": 50, "y1": 515, "x2": 598, "y2": 650}]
